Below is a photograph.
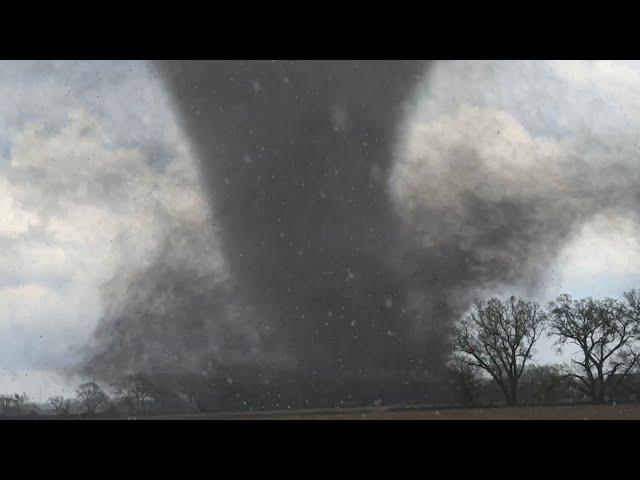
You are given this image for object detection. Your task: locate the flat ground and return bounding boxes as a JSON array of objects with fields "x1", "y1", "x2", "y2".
[
  {"x1": 143, "y1": 403, "x2": 640, "y2": 420},
  {"x1": 267, "y1": 404, "x2": 640, "y2": 420},
  {"x1": 13, "y1": 403, "x2": 640, "y2": 420}
]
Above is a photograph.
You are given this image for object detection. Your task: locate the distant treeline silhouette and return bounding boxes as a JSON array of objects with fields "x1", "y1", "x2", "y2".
[{"x1": 3, "y1": 290, "x2": 640, "y2": 418}]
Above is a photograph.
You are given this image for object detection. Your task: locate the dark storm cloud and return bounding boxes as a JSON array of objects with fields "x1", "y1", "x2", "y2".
[
  {"x1": 87, "y1": 61, "x2": 448, "y2": 381},
  {"x1": 153, "y1": 61, "x2": 436, "y2": 376},
  {"x1": 88, "y1": 61, "x2": 640, "y2": 387}
]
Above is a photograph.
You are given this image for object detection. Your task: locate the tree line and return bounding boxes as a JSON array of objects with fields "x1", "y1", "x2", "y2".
[
  {"x1": 0, "y1": 373, "x2": 204, "y2": 418},
  {"x1": 451, "y1": 289, "x2": 640, "y2": 406},
  {"x1": 3, "y1": 289, "x2": 640, "y2": 417}
]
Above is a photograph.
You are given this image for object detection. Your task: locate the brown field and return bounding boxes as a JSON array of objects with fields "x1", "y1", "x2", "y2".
[
  {"x1": 266, "y1": 404, "x2": 640, "y2": 420},
  {"x1": 139, "y1": 402, "x2": 640, "y2": 420},
  {"x1": 9, "y1": 403, "x2": 640, "y2": 420}
]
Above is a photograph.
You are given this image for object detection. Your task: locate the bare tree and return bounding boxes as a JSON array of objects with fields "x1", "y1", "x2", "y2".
[
  {"x1": 453, "y1": 296, "x2": 547, "y2": 406},
  {"x1": 519, "y1": 364, "x2": 568, "y2": 405},
  {"x1": 76, "y1": 382, "x2": 108, "y2": 415},
  {"x1": 48, "y1": 395, "x2": 72, "y2": 416},
  {"x1": 176, "y1": 373, "x2": 206, "y2": 412},
  {"x1": 447, "y1": 357, "x2": 482, "y2": 407},
  {"x1": 549, "y1": 292, "x2": 640, "y2": 403},
  {"x1": 0, "y1": 393, "x2": 30, "y2": 416},
  {"x1": 114, "y1": 374, "x2": 157, "y2": 415},
  {"x1": 0, "y1": 395, "x2": 15, "y2": 416}
]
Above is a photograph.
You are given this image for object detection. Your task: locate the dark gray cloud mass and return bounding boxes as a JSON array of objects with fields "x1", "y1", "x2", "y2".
[
  {"x1": 87, "y1": 60, "x2": 449, "y2": 382},
  {"x1": 85, "y1": 61, "x2": 640, "y2": 392},
  {"x1": 155, "y1": 61, "x2": 437, "y2": 374}
]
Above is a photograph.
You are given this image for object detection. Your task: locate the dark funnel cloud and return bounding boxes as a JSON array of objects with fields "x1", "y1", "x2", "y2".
[
  {"x1": 83, "y1": 60, "x2": 450, "y2": 386},
  {"x1": 151, "y1": 61, "x2": 442, "y2": 377}
]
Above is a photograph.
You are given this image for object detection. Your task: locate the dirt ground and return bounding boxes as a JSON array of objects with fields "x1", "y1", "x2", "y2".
[
  {"x1": 20, "y1": 402, "x2": 638, "y2": 420},
  {"x1": 221, "y1": 403, "x2": 640, "y2": 420},
  {"x1": 139, "y1": 402, "x2": 640, "y2": 420},
  {"x1": 275, "y1": 404, "x2": 640, "y2": 420}
]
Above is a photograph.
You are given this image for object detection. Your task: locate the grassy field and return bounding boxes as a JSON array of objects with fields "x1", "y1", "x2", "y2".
[
  {"x1": 229, "y1": 403, "x2": 639, "y2": 420},
  {"x1": 266, "y1": 404, "x2": 640, "y2": 420},
  {"x1": 135, "y1": 402, "x2": 640, "y2": 420},
  {"x1": 6, "y1": 403, "x2": 640, "y2": 420}
]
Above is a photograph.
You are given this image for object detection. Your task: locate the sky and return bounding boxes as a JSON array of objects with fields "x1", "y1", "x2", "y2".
[
  {"x1": 401, "y1": 61, "x2": 640, "y2": 304},
  {"x1": 1, "y1": 60, "x2": 640, "y2": 400},
  {"x1": 0, "y1": 61, "x2": 216, "y2": 400}
]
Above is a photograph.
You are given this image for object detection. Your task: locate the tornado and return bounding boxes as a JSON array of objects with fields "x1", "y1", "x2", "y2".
[
  {"x1": 153, "y1": 61, "x2": 436, "y2": 377},
  {"x1": 87, "y1": 61, "x2": 640, "y2": 402}
]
